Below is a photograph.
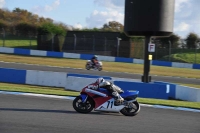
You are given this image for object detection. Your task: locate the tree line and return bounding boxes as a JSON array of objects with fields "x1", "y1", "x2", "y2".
[{"x1": 0, "y1": 7, "x2": 199, "y2": 49}]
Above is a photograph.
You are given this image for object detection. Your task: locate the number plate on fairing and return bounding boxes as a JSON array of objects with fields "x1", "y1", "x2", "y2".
[{"x1": 94, "y1": 98, "x2": 125, "y2": 112}]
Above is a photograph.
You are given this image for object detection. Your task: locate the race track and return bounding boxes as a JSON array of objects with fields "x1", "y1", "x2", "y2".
[
  {"x1": 0, "y1": 62, "x2": 200, "y2": 85},
  {"x1": 0, "y1": 94, "x2": 199, "y2": 133}
]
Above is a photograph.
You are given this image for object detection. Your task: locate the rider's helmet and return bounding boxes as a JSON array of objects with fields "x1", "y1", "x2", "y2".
[
  {"x1": 95, "y1": 77, "x2": 105, "y2": 85},
  {"x1": 94, "y1": 55, "x2": 98, "y2": 60}
]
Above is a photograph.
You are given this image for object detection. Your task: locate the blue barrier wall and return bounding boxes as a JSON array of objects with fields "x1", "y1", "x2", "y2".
[
  {"x1": 114, "y1": 81, "x2": 169, "y2": 99},
  {"x1": 152, "y1": 60, "x2": 172, "y2": 67},
  {"x1": 115, "y1": 57, "x2": 133, "y2": 63},
  {"x1": 14, "y1": 48, "x2": 30, "y2": 55},
  {"x1": 80, "y1": 54, "x2": 94, "y2": 60},
  {"x1": 0, "y1": 68, "x2": 26, "y2": 84},
  {"x1": 154, "y1": 81, "x2": 176, "y2": 99},
  {"x1": 193, "y1": 64, "x2": 200, "y2": 69},
  {"x1": 47, "y1": 51, "x2": 64, "y2": 58},
  {"x1": 67, "y1": 73, "x2": 112, "y2": 80}
]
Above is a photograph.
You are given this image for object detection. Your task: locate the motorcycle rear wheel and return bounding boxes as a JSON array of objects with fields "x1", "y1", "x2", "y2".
[
  {"x1": 120, "y1": 101, "x2": 140, "y2": 116},
  {"x1": 73, "y1": 96, "x2": 94, "y2": 113}
]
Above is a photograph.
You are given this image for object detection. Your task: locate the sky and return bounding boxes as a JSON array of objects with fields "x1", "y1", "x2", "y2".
[{"x1": 0, "y1": 0, "x2": 200, "y2": 38}]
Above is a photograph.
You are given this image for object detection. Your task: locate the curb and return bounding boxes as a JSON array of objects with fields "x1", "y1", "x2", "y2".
[{"x1": 0, "y1": 90, "x2": 200, "y2": 113}]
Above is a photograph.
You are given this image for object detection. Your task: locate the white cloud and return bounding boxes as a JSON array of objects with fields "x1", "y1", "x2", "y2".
[
  {"x1": 0, "y1": 0, "x2": 5, "y2": 8},
  {"x1": 86, "y1": 0, "x2": 124, "y2": 28},
  {"x1": 94, "y1": 0, "x2": 124, "y2": 10},
  {"x1": 175, "y1": 0, "x2": 191, "y2": 12},
  {"x1": 86, "y1": 10, "x2": 124, "y2": 28},
  {"x1": 74, "y1": 23, "x2": 83, "y2": 29},
  {"x1": 174, "y1": 22, "x2": 190, "y2": 32},
  {"x1": 32, "y1": 0, "x2": 60, "y2": 14}
]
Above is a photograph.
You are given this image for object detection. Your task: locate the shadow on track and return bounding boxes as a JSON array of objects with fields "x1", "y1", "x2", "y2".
[{"x1": 0, "y1": 107, "x2": 123, "y2": 116}]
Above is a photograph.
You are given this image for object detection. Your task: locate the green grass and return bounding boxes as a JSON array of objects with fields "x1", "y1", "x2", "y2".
[
  {"x1": 177, "y1": 83, "x2": 200, "y2": 89},
  {"x1": 0, "y1": 54, "x2": 200, "y2": 79},
  {"x1": 0, "y1": 36, "x2": 37, "y2": 49},
  {"x1": 0, "y1": 82, "x2": 199, "y2": 109},
  {"x1": 161, "y1": 53, "x2": 200, "y2": 64}
]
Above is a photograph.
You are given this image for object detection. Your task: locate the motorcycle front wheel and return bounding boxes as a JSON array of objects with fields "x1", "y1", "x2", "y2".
[
  {"x1": 120, "y1": 101, "x2": 140, "y2": 116},
  {"x1": 86, "y1": 64, "x2": 91, "y2": 70},
  {"x1": 98, "y1": 66, "x2": 102, "y2": 71},
  {"x1": 73, "y1": 96, "x2": 94, "y2": 113}
]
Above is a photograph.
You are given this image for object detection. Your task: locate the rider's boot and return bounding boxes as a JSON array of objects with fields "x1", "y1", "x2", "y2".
[{"x1": 112, "y1": 92, "x2": 124, "y2": 105}]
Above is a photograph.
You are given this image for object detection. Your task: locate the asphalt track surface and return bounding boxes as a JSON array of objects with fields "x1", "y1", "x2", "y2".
[
  {"x1": 0, "y1": 62, "x2": 200, "y2": 85},
  {"x1": 0, "y1": 94, "x2": 200, "y2": 133}
]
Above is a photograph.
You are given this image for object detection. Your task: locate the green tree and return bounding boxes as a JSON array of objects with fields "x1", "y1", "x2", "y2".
[
  {"x1": 38, "y1": 22, "x2": 66, "y2": 36},
  {"x1": 102, "y1": 21, "x2": 124, "y2": 32},
  {"x1": 185, "y1": 32, "x2": 199, "y2": 49},
  {"x1": 15, "y1": 22, "x2": 37, "y2": 36},
  {"x1": 154, "y1": 33, "x2": 180, "y2": 48}
]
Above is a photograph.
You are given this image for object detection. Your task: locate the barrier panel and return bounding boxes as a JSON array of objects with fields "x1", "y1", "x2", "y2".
[
  {"x1": 114, "y1": 81, "x2": 169, "y2": 99},
  {"x1": 14, "y1": 48, "x2": 30, "y2": 55},
  {"x1": 153, "y1": 81, "x2": 176, "y2": 99},
  {"x1": 176, "y1": 85, "x2": 200, "y2": 102},
  {"x1": 115, "y1": 57, "x2": 133, "y2": 63},
  {"x1": 0, "y1": 68, "x2": 26, "y2": 84},
  {"x1": 30, "y1": 50, "x2": 47, "y2": 56},
  {"x1": 26, "y1": 70, "x2": 66, "y2": 87}
]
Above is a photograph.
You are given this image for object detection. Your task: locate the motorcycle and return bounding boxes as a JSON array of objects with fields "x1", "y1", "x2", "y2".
[
  {"x1": 73, "y1": 85, "x2": 140, "y2": 116},
  {"x1": 85, "y1": 60, "x2": 103, "y2": 71}
]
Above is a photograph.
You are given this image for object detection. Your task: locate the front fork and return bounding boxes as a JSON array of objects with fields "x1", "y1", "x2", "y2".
[{"x1": 80, "y1": 94, "x2": 88, "y2": 103}]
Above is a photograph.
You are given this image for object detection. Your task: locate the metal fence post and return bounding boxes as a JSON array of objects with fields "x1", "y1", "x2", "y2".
[
  {"x1": 2, "y1": 28, "x2": 5, "y2": 47},
  {"x1": 73, "y1": 34, "x2": 77, "y2": 51},
  {"x1": 104, "y1": 37, "x2": 107, "y2": 55},
  {"x1": 29, "y1": 32, "x2": 32, "y2": 49},
  {"x1": 169, "y1": 40, "x2": 172, "y2": 61},
  {"x1": 51, "y1": 33, "x2": 54, "y2": 51},
  {"x1": 117, "y1": 37, "x2": 122, "y2": 57},
  {"x1": 93, "y1": 35, "x2": 95, "y2": 53}
]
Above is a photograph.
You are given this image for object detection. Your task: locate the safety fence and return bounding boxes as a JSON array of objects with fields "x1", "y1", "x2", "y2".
[{"x1": 0, "y1": 34, "x2": 200, "y2": 64}]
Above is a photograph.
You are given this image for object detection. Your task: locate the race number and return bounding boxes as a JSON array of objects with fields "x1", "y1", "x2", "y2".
[{"x1": 107, "y1": 101, "x2": 114, "y2": 108}]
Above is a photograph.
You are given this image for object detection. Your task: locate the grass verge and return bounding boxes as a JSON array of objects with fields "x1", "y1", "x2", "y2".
[
  {"x1": 0, "y1": 82, "x2": 199, "y2": 109},
  {"x1": 161, "y1": 53, "x2": 200, "y2": 64},
  {"x1": 0, "y1": 54, "x2": 200, "y2": 79},
  {"x1": 176, "y1": 83, "x2": 200, "y2": 89},
  {"x1": 0, "y1": 37, "x2": 37, "y2": 49}
]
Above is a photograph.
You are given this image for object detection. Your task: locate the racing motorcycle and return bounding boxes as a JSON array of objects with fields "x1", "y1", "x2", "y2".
[
  {"x1": 73, "y1": 85, "x2": 140, "y2": 116},
  {"x1": 85, "y1": 60, "x2": 103, "y2": 71}
]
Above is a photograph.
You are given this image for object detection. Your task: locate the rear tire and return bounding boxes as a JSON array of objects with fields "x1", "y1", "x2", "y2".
[
  {"x1": 120, "y1": 101, "x2": 140, "y2": 116},
  {"x1": 73, "y1": 96, "x2": 94, "y2": 113}
]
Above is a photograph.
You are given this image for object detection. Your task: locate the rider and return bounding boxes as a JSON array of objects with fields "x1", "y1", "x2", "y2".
[
  {"x1": 88, "y1": 78, "x2": 124, "y2": 104},
  {"x1": 90, "y1": 55, "x2": 98, "y2": 68}
]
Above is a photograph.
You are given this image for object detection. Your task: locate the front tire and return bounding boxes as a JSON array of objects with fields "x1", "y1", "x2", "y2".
[
  {"x1": 73, "y1": 96, "x2": 94, "y2": 113},
  {"x1": 120, "y1": 101, "x2": 140, "y2": 116},
  {"x1": 86, "y1": 64, "x2": 91, "y2": 70},
  {"x1": 98, "y1": 66, "x2": 102, "y2": 71}
]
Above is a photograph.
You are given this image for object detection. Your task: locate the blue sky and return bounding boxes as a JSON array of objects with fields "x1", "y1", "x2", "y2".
[{"x1": 1, "y1": 0, "x2": 200, "y2": 38}]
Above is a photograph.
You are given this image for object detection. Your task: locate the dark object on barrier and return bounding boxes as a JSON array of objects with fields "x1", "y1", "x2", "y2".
[
  {"x1": 124, "y1": 0, "x2": 175, "y2": 83},
  {"x1": 124, "y1": 0, "x2": 175, "y2": 37}
]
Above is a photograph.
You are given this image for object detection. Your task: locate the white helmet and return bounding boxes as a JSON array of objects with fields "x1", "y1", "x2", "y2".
[{"x1": 95, "y1": 78, "x2": 105, "y2": 85}]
